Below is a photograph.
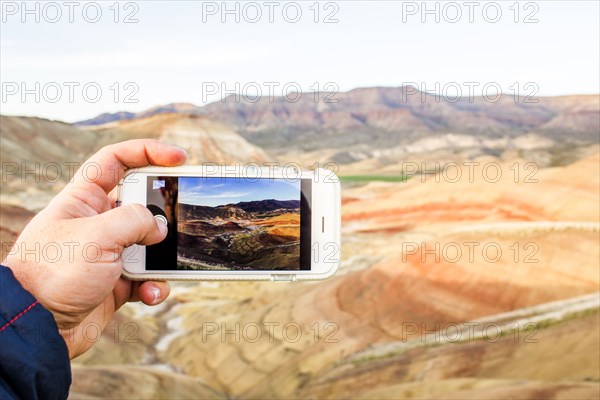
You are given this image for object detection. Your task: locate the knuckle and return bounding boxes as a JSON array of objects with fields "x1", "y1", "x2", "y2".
[
  {"x1": 100, "y1": 142, "x2": 118, "y2": 157},
  {"x1": 125, "y1": 204, "x2": 156, "y2": 243},
  {"x1": 128, "y1": 203, "x2": 153, "y2": 223},
  {"x1": 127, "y1": 204, "x2": 153, "y2": 228}
]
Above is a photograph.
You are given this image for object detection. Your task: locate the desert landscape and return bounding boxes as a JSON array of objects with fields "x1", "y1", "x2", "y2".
[
  {"x1": 1, "y1": 87, "x2": 599, "y2": 399},
  {"x1": 177, "y1": 199, "x2": 301, "y2": 270}
]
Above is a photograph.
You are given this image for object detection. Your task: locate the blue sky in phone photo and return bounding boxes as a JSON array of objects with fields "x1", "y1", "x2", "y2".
[
  {"x1": 178, "y1": 177, "x2": 300, "y2": 207},
  {"x1": 1, "y1": 1, "x2": 598, "y2": 121}
]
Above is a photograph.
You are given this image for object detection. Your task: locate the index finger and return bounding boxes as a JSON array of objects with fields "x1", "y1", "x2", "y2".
[{"x1": 70, "y1": 139, "x2": 187, "y2": 193}]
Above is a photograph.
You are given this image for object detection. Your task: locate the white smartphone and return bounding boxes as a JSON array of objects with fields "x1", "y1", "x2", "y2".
[{"x1": 117, "y1": 166, "x2": 341, "y2": 281}]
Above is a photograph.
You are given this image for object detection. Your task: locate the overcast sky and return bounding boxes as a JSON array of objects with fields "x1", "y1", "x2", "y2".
[{"x1": 1, "y1": 1, "x2": 598, "y2": 122}]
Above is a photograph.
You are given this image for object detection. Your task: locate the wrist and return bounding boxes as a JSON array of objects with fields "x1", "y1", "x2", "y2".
[{"x1": 2, "y1": 256, "x2": 33, "y2": 293}]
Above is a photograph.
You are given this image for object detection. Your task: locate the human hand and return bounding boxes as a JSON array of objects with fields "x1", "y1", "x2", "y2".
[{"x1": 3, "y1": 139, "x2": 187, "y2": 358}]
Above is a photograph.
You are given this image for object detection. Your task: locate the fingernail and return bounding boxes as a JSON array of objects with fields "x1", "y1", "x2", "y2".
[
  {"x1": 155, "y1": 217, "x2": 168, "y2": 236},
  {"x1": 171, "y1": 144, "x2": 187, "y2": 156},
  {"x1": 150, "y1": 285, "x2": 161, "y2": 304}
]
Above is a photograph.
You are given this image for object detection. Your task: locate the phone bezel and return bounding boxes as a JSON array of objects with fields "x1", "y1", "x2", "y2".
[{"x1": 118, "y1": 166, "x2": 340, "y2": 281}]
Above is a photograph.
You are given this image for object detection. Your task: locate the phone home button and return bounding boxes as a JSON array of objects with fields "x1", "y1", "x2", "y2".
[{"x1": 154, "y1": 214, "x2": 168, "y2": 226}]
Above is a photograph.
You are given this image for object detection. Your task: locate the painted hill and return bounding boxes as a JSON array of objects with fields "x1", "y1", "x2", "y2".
[
  {"x1": 77, "y1": 151, "x2": 596, "y2": 399},
  {"x1": 178, "y1": 203, "x2": 252, "y2": 221},
  {"x1": 301, "y1": 296, "x2": 600, "y2": 399},
  {"x1": 0, "y1": 116, "x2": 102, "y2": 210},
  {"x1": 84, "y1": 113, "x2": 268, "y2": 165},
  {"x1": 0, "y1": 114, "x2": 269, "y2": 210}
]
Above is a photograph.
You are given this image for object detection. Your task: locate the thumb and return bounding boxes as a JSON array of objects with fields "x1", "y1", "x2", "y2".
[{"x1": 91, "y1": 204, "x2": 168, "y2": 247}]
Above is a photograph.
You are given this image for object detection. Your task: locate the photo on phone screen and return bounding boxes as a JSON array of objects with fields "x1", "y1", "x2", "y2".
[{"x1": 145, "y1": 176, "x2": 312, "y2": 271}]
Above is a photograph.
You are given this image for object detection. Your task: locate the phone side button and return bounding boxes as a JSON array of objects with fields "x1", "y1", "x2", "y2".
[{"x1": 271, "y1": 274, "x2": 297, "y2": 282}]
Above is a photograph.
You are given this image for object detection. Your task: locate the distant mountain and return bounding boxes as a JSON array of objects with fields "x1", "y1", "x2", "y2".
[
  {"x1": 233, "y1": 199, "x2": 300, "y2": 213},
  {"x1": 4, "y1": 87, "x2": 598, "y2": 198},
  {"x1": 76, "y1": 87, "x2": 600, "y2": 153},
  {"x1": 76, "y1": 111, "x2": 136, "y2": 126},
  {"x1": 201, "y1": 88, "x2": 600, "y2": 150},
  {"x1": 76, "y1": 103, "x2": 199, "y2": 126},
  {"x1": 179, "y1": 199, "x2": 300, "y2": 220}
]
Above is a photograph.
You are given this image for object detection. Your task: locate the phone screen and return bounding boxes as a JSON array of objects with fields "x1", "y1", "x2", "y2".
[{"x1": 145, "y1": 176, "x2": 312, "y2": 271}]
